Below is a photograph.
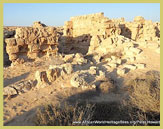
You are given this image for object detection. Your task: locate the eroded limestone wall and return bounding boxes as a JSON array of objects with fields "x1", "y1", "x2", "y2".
[
  {"x1": 119, "y1": 16, "x2": 160, "y2": 41},
  {"x1": 61, "y1": 12, "x2": 121, "y2": 54},
  {"x1": 5, "y1": 22, "x2": 59, "y2": 65}
]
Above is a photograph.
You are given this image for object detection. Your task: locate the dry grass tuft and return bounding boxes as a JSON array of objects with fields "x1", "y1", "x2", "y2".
[
  {"x1": 34, "y1": 102, "x2": 95, "y2": 126},
  {"x1": 126, "y1": 70, "x2": 160, "y2": 113}
]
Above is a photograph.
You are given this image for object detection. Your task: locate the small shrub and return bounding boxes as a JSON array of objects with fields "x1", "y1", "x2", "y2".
[
  {"x1": 34, "y1": 102, "x2": 95, "y2": 126},
  {"x1": 126, "y1": 71, "x2": 160, "y2": 113},
  {"x1": 121, "y1": 70, "x2": 160, "y2": 125}
]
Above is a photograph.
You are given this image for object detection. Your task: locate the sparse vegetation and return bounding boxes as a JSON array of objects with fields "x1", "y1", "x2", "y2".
[
  {"x1": 34, "y1": 102, "x2": 95, "y2": 126},
  {"x1": 34, "y1": 71, "x2": 160, "y2": 126},
  {"x1": 126, "y1": 70, "x2": 160, "y2": 113},
  {"x1": 122, "y1": 70, "x2": 160, "y2": 125}
]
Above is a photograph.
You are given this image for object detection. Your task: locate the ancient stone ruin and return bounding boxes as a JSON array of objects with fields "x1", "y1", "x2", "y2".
[
  {"x1": 3, "y1": 12, "x2": 160, "y2": 125},
  {"x1": 4, "y1": 21, "x2": 59, "y2": 66},
  {"x1": 60, "y1": 12, "x2": 120, "y2": 54},
  {"x1": 4, "y1": 13, "x2": 160, "y2": 66}
]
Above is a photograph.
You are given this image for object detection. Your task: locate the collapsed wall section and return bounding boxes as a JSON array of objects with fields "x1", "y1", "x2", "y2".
[
  {"x1": 5, "y1": 22, "x2": 59, "y2": 65},
  {"x1": 119, "y1": 16, "x2": 160, "y2": 41}
]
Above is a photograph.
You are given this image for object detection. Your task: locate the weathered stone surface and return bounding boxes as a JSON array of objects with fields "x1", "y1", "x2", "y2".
[
  {"x1": 64, "y1": 54, "x2": 74, "y2": 62},
  {"x1": 3, "y1": 80, "x2": 35, "y2": 97},
  {"x1": 124, "y1": 64, "x2": 137, "y2": 70},
  {"x1": 3, "y1": 13, "x2": 160, "y2": 72},
  {"x1": 46, "y1": 68, "x2": 60, "y2": 83},
  {"x1": 134, "y1": 16, "x2": 145, "y2": 24},
  {"x1": 6, "y1": 46, "x2": 19, "y2": 54},
  {"x1": 5, "y1": 38, "x2": 17, "y2": 46},
  {"x1": 9, "y1": 54, "x2": 18, "y2": 61},
  {"x1": 35, "y1": 71, "x2": 50, "y2": 88},
  {"x1": 33, "y1": 21, "x2": 46, "y2": 28},
  {"x1": 3, "y1": 86, "x2": 17, "y2": 96},
  {"x1": 135, "y1": 63, "x2": 146, "y2": 69},
  {"x1": 71, "y1": 73, "x2": 88, "y2": 88},
  {"x1": 63, "y1": 63, "x2": 73, "y2": 74},
  {"x1": 89, "y1": 66, "x2": 97, "y2": 75},
  {"x1": 5, "y1": 22, "x2": 59, "y2": 64},
  {"x1": 117, "y1": 68, "x2": 126, "y2": 76},
  {"x1": 61, "y1": 12, "x2": 121, "y2": 54},
  {"x1": 108, "y1": 63, "x2": 117, "y2": 68},
  {"x1": 73, "y1": 53, "x2": 87, "y2": 64}
]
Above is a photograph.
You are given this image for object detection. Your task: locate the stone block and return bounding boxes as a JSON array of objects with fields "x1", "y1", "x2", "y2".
[
  {"x1": 16, "y1": 38, "x2": 25, "y2": 46},
  {"x1": 135, "y1": 63, "x2": 146, "y2": 69},
  {"x1": 5, "y1": 38, "x2": 17, "y2": 46},
  {"x1": 64, "y1": 54, "x2": 74, "y2": 62},
  {"x1": 27, "y1": 52, "x2": 39, "y2": 59},
  {"x1": 124, "y1": 64, "x2": 137, "y2": 70},
  {"x1": 6, "y1": 46, "x2": 19, "y2": 54},
  {"x1": 46, "y1": 68, "x2": 60, "y2": 82},
  {"x1": 108, "y1": 63, "x2": 117, "y2": 68},
  {"x1": 117, "y1": 68, "x2": 126, "y2": 76},
  {"x1": 9, "y1": 54, "x2": 18, "y2": 61}
]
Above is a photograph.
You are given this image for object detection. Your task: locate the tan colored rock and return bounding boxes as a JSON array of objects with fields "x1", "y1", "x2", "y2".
[
  {"x1": 16, "y1": 38, "x2": 25, "y2": 46},
  {"x1": 89, "y1": 66, "x2": 97, "y2": 75},
  {"x1": 108, "y1": 63, "x2": 117, "y2": 68},
  {"x1": 129, "y1": 47, "x2": 141, "y2": 54},
  {"x1": 64, "y1": 54, "x2": 74, "y2": 62},
  {"x1": 63, "y1": 63, "x2": 73, "y2": 74},
  {"x1": 6, "y1": 46, "x2": 19, "y2": 54},
  {"x1": 46, "y1": 68, "x2": 60, "y2": 83},
  {"x1": 124, "y1": 64, "x2": 137, "y2": 70},
  {"x1": 15, "y1": 28, "x2": 24, "y2": 38},
  {"x1": 33, "y1": 21, "x2": 46, "y2": 28},
  {"x1": 13, "y1": 58, "x2": 25, "y2": 65},
  {"x1": 92, "y1": 55, "x2": 101, "y2": 63},
  {"x1": 28, "y1": 44, "x2": 40, "y2": 52},
  {"x1": 5, "y1": 38, "x2": 16, "y2": 46},
  {"x1": 70, "y1": 73, "x2": 88, "y2": 88},
  {"x1": 5, "y1": 22, "x2": 59, "y2": 64},
  {"x1": 35, "y1": 71, "x2": 50, "y2": 87},
  {"x1": 3, "y1": 86, "x2": 18, "y2": 96},
  {"x1": 116, "y1": 58, "x2": 122, "y2": 65},
  {"x1": 9, "y1": 54, "x2": 18, "y2": 61},
  {"x1": 27, "y1": 52, "x2": 39, "y2": 59},
  {"x1": 134, "y1": 16, "x2": 145, "y2": 24},
  {"x1": 135, "y1": 63, "x2": 146, "y2": 69},
  {"x1": 74, "y1": 53, "x2": 87, "y2": 64},
  {"x1": 117, "y1": 68, "x2": 126, "y2": 76},
  {"x1": 155, "y1": 47, "x2": 160, "y2": 54},
  {"x1": 28, "y1": 33, "x2": 36, "y2": 42},
  {"x1": 99, "y1": 70, "x2": 106, "y2": 78}
]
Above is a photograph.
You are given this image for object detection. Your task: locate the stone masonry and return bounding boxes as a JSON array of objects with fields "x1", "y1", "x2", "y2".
[
  {"x1": 60, "y1": 12, "x2": 121, "y2": 54},
  {"x1": 5, "y1": 22, "x2": 59, "y2": 65}
]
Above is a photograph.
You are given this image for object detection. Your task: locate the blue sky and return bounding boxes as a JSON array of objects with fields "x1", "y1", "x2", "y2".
[{"x1": 3, "y1": 3, "x2": 160, "y2": 26}]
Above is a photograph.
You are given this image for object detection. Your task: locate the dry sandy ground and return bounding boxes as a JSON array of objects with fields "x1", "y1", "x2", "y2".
[{"x1": 3, "y1": 42, "x2": 160, "y2": 126}]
